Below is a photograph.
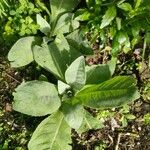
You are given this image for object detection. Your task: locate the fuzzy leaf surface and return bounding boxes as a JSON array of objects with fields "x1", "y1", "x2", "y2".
[
  {"x1": 36, "y1": 14, "x2": 51, "y2": 35},
  {"x1": 8, "y1": 37, "x2": 38, "y2": 67},
  {"x1": 50, "y1": 0, "x2": 80, "y2": 20},
  {"x1": 61, "y1": 101, "x2": 84, "y2": 129},
  {"x1": 53, "y1": 13, "x2": 73, "y2": 35},
  {"x1": 58, "y1": 80, "x2": 71, "y2": 95},
  {"x1": 13, "y1": 81, "x2": 61, "y2": 116},
  {"x1": 65, "y1": 56, "x2": 86, "y2": 91},
  {"x1": 33, "y1": 43, "x2": 66, "y2": 79},
  {"x1": 86, "y1": 64, "x2": 111, "y2": 84},
  {"x1": 66, "y1": 30, "x2": 93, "y2": 55},
  {"x1": 28, "y1": 111, "x2": 71, "y2": 150},
  {"x1": 76, "y1": 76, "x2": 140, "y2": 108}
]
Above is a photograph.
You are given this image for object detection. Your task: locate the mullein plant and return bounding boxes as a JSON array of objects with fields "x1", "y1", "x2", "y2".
[{"x1": 11, "y1": 56, "x2": 140, "y2": 150}]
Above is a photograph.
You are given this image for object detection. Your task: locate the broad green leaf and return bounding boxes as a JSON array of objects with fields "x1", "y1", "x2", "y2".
[
  {"x1": 131, "y1": 22, "x2": 141, "y2": 37},
  {"x1": 58, "y1": 80, "x2": 71, "y2": 95},
  {"x1": 76, "y1": 76, "x2": 140, "y2": 108},
  {"x1": 53, "y1": 13, "x2": 73, "y2": 35},
  {"x1": 100, "y1": 6, "x2": 116, "y2": 29},
  {"x1": 8, "y1": 37, "x2": 38, "y2": 67},
  {"x1": 55, "y1": 34, "x2": 70, "y2": 51},
  {"x1": 86, "y1": 64, "x2": 111, "y2": 84},
  {"x1": 75, "y1": 9, "x2": 90, "y2": 21},
  {"x1": 117, "y1": 31, "x2": 127, "y2": 44},
  {"x1": 66, "y1": 30, "x2": 93, "y2": 55},
  {"x1": 118, "y1": 3, "x2": 132, "y2": 12},
  {"x1": 61, "y1": 101, "x2": 84, "y2": 129},
  {"x1": 13, "y1": 81, "x2": 61, "y2": 116},
  {"x1": 50, "y1": 0, "x2": 81, "y2": 21},
  {"x1": 71, "y1": 17, "x2": 80, "y2": 30},
  {"x1": 36, "y1": 14, "x2": 51, "y2": 35},
  {"x1": 65, "y1": 56, "x2": 86, "y2": 91},
  {"x1": 54, "y1": 33, "x2": 82, "y2": 66},
  {"x1": 77, "y1": 110, "x2": 102, "y2": 134},
  {"x1": 33, "y1": 43, "x2": 67, "y2": 79},
  {"x1": 28, "y1": 111, "x2": 71, "y2": 150}
]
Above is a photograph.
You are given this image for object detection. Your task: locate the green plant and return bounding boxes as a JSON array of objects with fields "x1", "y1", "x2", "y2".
[
  {"x1": 7, "y1": 1, "x2": 140, "y2": 149},
  {"x1": 144, "y1": 113, "x2": 150, "y2": 125},
  {"x1": 75, "y1": 0, "x2": 150, "y2": 55},
  {"x1": 7, "y1": 0, "x2": 92, "y2": 79},
  {"x1": 0, "y1": 0, "x2": 9, "y2": 18},
  {"x1": 2, "y1": 0, "x2": 42, "y2": 43},
  {"x1": 142, "y1": 82, "x2": 150, "y2": 103},
  {"x1": 9, "y1": 55, "x2": 140, "y2": 149},
  {"x1": 119, "y1": 104, "x2": 136, "y2": 127}
]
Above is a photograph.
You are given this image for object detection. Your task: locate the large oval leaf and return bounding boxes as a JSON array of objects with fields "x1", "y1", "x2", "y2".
[
  {"x1": 53, "y1": 13, "x2": 73, "y2": 35},
  {"x1": 66, "y1": 30, "x2": 93, "y2": 55},
  {"x1": 28, "y1": 111, "x2": 71, "y2": 150},
  {"x1": 13, "y1": 81, "x2": 61, "y2": 116},
  {"x1": 65, "y1": 56, "x2": 86, "y2": 91},
  {"x1": 33, "y1": 43, "x2": 67, "y2": 79},
  {"x1": 100, "y1": 6, "x2": 116, "y2": 29},
  {"x1": 76, "y1": 76, "x2": 140, "y2": 108},
  {"x1": 86, "y1": 64, "x2": 111, "y2": 84},
  {"x1": 50, "y1": 0, "x2": 81, "y2": 21},
  {"x1": 8, "y1": 37, "x2": 38, "y2": 67},
  {"x1": 61, "y1": 101, "x2": 84, "y2": 129}
]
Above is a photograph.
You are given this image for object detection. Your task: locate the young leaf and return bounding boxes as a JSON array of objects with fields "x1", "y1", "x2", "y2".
[
  {"x1": 65, "y1": 56, "x2": 86, "y2": 91},
  {"x1": 36, "y1": 14, "x2": 51, "y2": 35},
  {"x1": 54, "y1": 33, "x2": 82, "y2": 67},
  {"x1": 50, "y1": 0, "x2": 81, "y2": 21},
  {"x1": 33, "y1": 43, "x2": 67, "y2": 79},
  {"x1": 75, "y1": 9, "x2": 90, "y2": 21},
  {"x1": 116, "y1": 17, "x2": 122, "y2": 30},
  {"x1": 77, "y1": 110, "x2": 103, "y2": 134},
  {"x1": 76, "y1": 76, "x2": 140, "y2": 109},
  {"x1": 58, "y1": 80, "x2": 71, "y2": 95},
  {"x1": 118, "y1": 3, "x2": 132, "y2": 12},
  {"x1": 66, "y1": 30, "x2": 93, "y2": 55},
  {"x1": 55, "y1": 34, "x2": 70, "y2": 51},
  {"x1": 13, "y1": 81, "x2": 61, "y2": 116},
  {"x1": 61, "y1": 101, "x2": 84, "y2": 129},
  {"x1": 28, "y1": 111, "x2": 71, "y2": 150},
  {"x1": 112, "y1": 31, "x2": 130, "y2": 55},
  {"x1": 86, "y1": 64, "x2": 111, "y2": 84},
  {"x1": 107, "y1": 57, "x2": 117, "y2": 76},
  {"x1": 53, "y1": 13, "x2": 73, "y2": 35},
  {"x1": 100, "y1": 6, "x2": 116, "y2": 29},
  {"x1": 135, "y1": 0, "x2": 142, "y2": 8},
  {"x1": 8, "y1": 37, "x2": 38, "y2": 67}
]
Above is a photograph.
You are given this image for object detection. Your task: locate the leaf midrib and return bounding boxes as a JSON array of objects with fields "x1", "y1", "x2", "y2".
[
  {"x1": 77, "y1": 88, "x2": 135, "y2": 96},
  {"x1": 50, "y1": 115, "x2": 64, "y2": 149},
  {"x1": 84, "y1": 117, "x2": 92, "y2": 129}
]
